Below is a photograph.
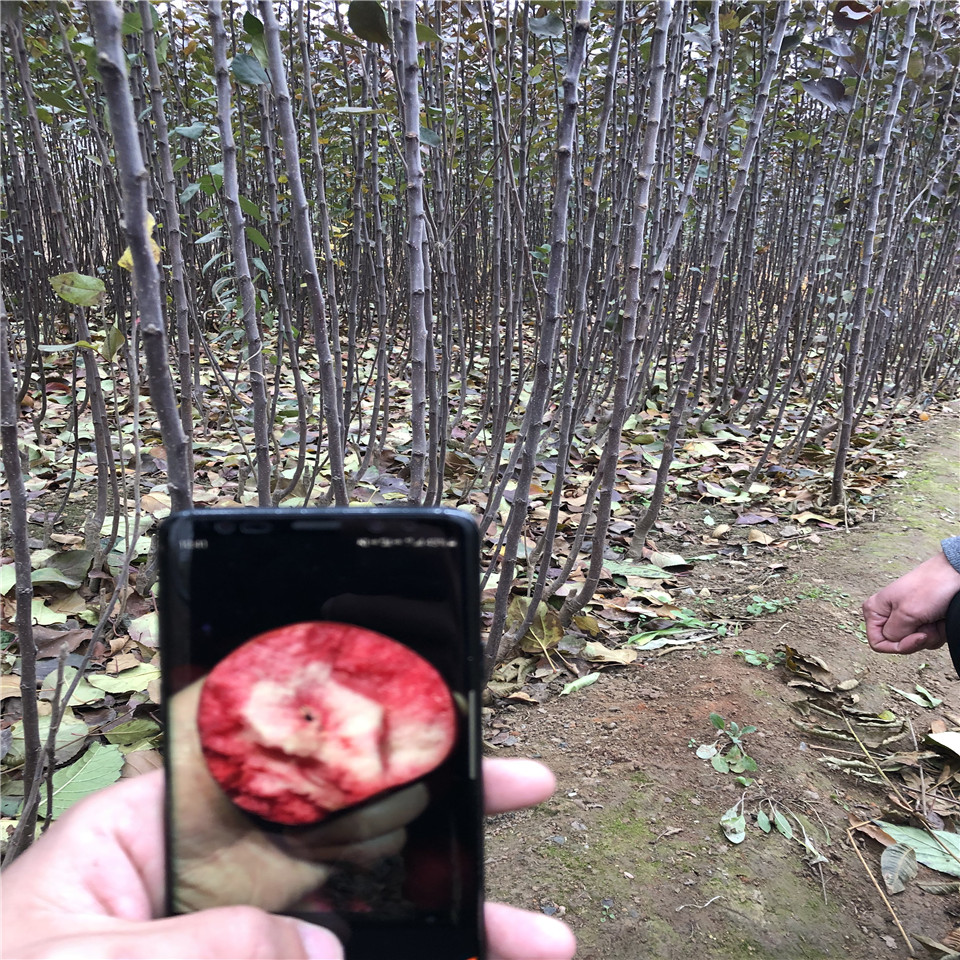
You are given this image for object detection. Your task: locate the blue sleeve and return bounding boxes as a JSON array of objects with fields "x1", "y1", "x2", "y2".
[
  {"x1": 943, "y1": 537, "x2": 960, "y2": 574},
  {"x1": 943, "y1": 539, "x2": 960, "y2": 680}
]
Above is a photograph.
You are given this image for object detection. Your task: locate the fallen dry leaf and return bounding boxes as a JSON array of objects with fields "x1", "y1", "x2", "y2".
[
  {"x1": 120, "y1": 749, "x2": 164, "y2": 778},
  {"x1": 582, "y1": 641, "x2": 638, "y2": 665},
  {"x1": 106, "y1": 653, "x2": 144, "y2": 675},
  {"x1": 506, "y1": 691, "x2": 539, "y2": 703},
  {"x1": 50, "y1": 533, "x2": 84, "y2": 545},
  {"x1": 850, "y1": 815, "x2": 896, "y2": 847}
]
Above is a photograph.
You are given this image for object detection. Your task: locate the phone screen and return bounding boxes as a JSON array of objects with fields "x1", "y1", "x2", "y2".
[{"x1": 159, "y1": 508, "x2": 484, "y2": 960}]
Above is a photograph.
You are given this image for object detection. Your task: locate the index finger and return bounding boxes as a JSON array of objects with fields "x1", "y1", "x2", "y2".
[
  {"x1": 862, "y1": 598, "x2": 892, "y2": 651},
  {"x1": 483, "y1": 758, "x2": 556, "y2": 815}
]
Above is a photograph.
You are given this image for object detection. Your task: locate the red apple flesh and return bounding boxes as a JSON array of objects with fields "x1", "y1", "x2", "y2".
[{"x1": 196, "y1": 621, "x2": 456, "y2": 826}]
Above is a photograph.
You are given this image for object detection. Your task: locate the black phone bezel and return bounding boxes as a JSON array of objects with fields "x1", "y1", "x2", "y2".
[{"x1": 158, "y1": 506, "x2": 486, "y2": 960}]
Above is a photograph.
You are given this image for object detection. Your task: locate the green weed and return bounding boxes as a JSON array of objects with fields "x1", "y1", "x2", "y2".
[
  {"x1": 734, "y1": 648, "x2": 785, "y2": 670},
  {"x1": 745, "y1": 595, "x2": 794, "y2": 616},
  {"x1": 692, "y1": 712, "x2": 759, "y2": 785},
  {"x1": 795, "y1": 585, "x2": 851, "y2": 607}
]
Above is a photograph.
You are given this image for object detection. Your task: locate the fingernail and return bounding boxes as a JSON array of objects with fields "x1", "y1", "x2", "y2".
[{"x1": 294, "y1": 920, "x2": 344, "y2": 959}]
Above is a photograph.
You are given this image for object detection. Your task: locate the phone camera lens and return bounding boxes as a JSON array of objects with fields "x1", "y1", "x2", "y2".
[{"x1": 214, "y1": 521, "x2": 236, "y2": 535}]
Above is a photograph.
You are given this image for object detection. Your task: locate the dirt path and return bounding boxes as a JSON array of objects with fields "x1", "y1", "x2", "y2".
[{"x1": 485, "y1": 412, "x2": 959, "y2": 960}]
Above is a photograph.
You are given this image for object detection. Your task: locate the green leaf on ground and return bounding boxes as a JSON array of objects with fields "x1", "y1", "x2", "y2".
[
  {"x1": 773, "y1": 811, "x2": 793, "y2": 839},
  {"x1": 720, "y1": 803, "x2": 746, "y2": 843},
  {"x1": 31, "y1": 600, "x2": 68, "y2": 626},
  {"x1": 875, "y1": 822, "x2": 960, "y2": 878},
  {"x1": 560, "y1": 673, "x2": 600, "y2": 696},
  {"x1": 626, "y1": 628, "x2": 706, "y2": 649},
  {"x1": 3, "y1": 710, "x2": 89, "y2": 769},
  {"x1": 913, "y1": 685, "x2": 943, "y2": 707},
  {"x1": 30, "y1": 567, "x2": 79, "y2": 589},
  {"x1": 87, "y1": 664, "x2": 161, "y2": 695},
  {"x1": 40, "y1": 665, "x2": 102, "y2": 706},
  {"x1": 46, "y1": 549, "x2": 94, "y2": 587},
  {"x1": 602, "y1": 559, "x2": 674, "y2": 579},
  {"x1": 917, "y1": 881, "x2": 960, "y2": 895},
  {"x1": 38, "y1": 743, "x2": 123, "y2": 819},
  {"x1": 890, "y1": 685, "x2": 942, "y2": 708},
  {"x1": 103, "y1": 718, "x2": 161, "y2": 746},
  {"x1": 881, "y1": 842, "x2": 918, "y2": 894}
]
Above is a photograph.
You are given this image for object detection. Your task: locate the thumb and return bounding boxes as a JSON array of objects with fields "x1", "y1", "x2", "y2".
[{"x1": 21, "y1": 908, "x2": 344, "y2": 960}]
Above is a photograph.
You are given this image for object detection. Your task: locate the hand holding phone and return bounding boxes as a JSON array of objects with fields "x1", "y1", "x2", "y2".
[{"x1": 0, "y1": 760, "x2": 576, "y2": 960}]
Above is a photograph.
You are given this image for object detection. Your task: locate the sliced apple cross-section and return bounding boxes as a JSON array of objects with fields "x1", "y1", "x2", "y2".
[{"x1": 196, "y1": 621, "x2": 457, "y2": 826}]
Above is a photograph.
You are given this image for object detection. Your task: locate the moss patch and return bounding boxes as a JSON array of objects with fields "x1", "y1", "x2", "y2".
[{"x1": 543, "y1": 780, "x2": 846, "y2": 959}]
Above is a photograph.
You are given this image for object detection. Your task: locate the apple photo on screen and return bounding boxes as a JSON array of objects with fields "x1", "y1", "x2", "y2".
[{"x1": 195, "y1": 621, "x2": 458, "y2": 826}]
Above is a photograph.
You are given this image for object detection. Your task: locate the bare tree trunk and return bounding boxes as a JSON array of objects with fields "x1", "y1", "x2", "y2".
[
  {"x1": 7, "y1": 6, "x2": 117, "y2": 548},
  {"x1": 258, "y1": 79, "x2": 308, "y2": 505},
  {"x1": 208, "y1": 0, "x2": 272, "y2": 506},
  {"x1": 484, "y1": 1, "x2": 592, "y2": 680},
  {"x1": 562, "y1": 0, "x2": 673, "y2": 620},
  {"x1": 91, "y1": 0, "x2": 193, "y2": 512},
  {"x1": 533, "y1": 1, "x2": 625, "y2": 608},
  {"x1": 0, "y1": 296, "x2": 40, "y2": 862},
  {"x1": 831, "y1": 2, "x2": 919, "y2": 504},
  {"x1": 296, "y1": 4, "x2": 345, "y2": 436},
  {"x1": 629, "y1": 0, "x2": 790, "y2": 555},
  {"x1": 259, "y1": 0, "x2": 348, "y2": 506},
  {"x1": 392, "y1": 0, "x2": 429, "y2": 504},
  {"x1": 139, "y1": 0, "x2": 195, "y2": 488}
]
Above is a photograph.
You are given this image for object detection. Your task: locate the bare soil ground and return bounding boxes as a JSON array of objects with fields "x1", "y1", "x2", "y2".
[{"x1": 484, "y1": 413, "x2": 960, "y2": 960}]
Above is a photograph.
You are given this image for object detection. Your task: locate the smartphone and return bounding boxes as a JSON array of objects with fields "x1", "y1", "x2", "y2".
[{"x1": 159, "y1": 507, "x2": 484, "y2": 960}]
